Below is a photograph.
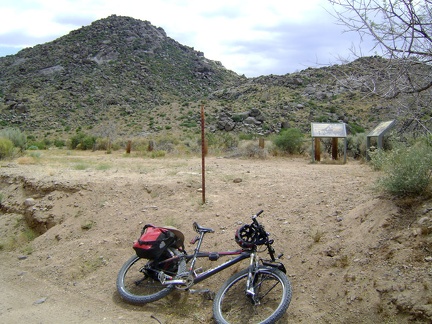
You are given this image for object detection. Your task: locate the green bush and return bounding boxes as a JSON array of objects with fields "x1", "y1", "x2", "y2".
[
  {"x1": 348, "y1": 122, "x2": 365, "y2": 135},
  {"x1": 0, "y1": 128, "x2": 26, "y2": 151},
  {"x1": 0, "y1": 137, "x2": 14, "y2": 159},
  {"x1": 372, "y1": 140, "x2": 432, "y2": 196},
  {"x1": 368, "y1": 149, "x2": 386, "y2": 171},
  {"x1": 27, "y1": 141, "x2": 46, "y2": 150},
  {"x1": 346, "y1": 133, "x2": 367, "y2": 159},
  {"x1": 70, "y1": 132, "x2": 96, "y2": 150},
  {"x1": 54, "y1": 139, "x2": 66, "y2": 148},
  {"x1": 204, "y1": 133, "x2": 239, "y2": 153},
  {"x1": 273, "y1": 128, "x2": 304, "y2": 154}
]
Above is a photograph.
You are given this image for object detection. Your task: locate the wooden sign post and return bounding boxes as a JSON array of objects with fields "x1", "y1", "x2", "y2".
[{"x1": 314, "y1": 138, "x2": 321, "y2": 161}]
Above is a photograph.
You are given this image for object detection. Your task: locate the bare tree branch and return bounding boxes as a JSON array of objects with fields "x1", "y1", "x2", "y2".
[{"x1": 327, "y1": 0, "x2": 432, "y2": 136}]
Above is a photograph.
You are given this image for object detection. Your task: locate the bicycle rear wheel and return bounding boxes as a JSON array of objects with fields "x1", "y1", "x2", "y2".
[
  {"x1": 213, "y1": 266, "x2": 292, "y2": 324},
  {"x1": 116, "y1": 248, "x2": 186, "y2": 305}
]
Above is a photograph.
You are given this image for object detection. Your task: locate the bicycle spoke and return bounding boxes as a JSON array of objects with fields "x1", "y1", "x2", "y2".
[
  {"x1": 117, "y1": 249, "x2": 187, "y2": 305},
  {"x1": 254, "y1": 274, "x2": 280, "y2": 302},
  {"x1": 214, "y1": 268, "x2": 290, "y2": 324}
]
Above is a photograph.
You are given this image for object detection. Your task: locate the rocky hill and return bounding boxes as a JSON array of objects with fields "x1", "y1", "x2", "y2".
[
  {"x1": 0, "y1": 15, "x2": 425, "y2": 139},
  {"x1": 0, "y1": 15, "x2": 243, "y2": 136}
]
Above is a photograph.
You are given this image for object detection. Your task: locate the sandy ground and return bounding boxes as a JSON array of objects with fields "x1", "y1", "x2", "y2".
[{"x1": 0, "y1": 150, "x2": 431, "y2": 323}]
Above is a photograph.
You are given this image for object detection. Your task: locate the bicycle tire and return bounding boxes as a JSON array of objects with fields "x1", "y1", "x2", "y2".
[
  {"x1": 213, "y1": 266, "x2": 292, "y2": 324},
  {"x1": 116, "y1": 248, "x2": 186, "y2": 305}
]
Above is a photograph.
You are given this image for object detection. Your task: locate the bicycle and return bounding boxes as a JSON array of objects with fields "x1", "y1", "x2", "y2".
[{"x1": 116, "y1": 210, "x2": 292, "y2": 323}]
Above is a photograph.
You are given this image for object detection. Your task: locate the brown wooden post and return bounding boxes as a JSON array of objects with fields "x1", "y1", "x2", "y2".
[
  {"x1": 314, "y1": 138, "x2": 321, "y2": 161},
  {"x1": 126, "y1": 140, "x2": 131, "y2": 154},
  {"x1": 332, "y1": 138, "x2": 338, "y2": 160},
  {"x1": 147, "y1": 140, "x2": 154, "y2": 152},
  {"x1": 259, "y1": 138, "x2": 265, "y2": 149}
]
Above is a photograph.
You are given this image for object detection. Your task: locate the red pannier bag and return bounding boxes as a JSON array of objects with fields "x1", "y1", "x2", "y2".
[{"x1": 133, "y1": 224, "x2": 177, "y2": 259}]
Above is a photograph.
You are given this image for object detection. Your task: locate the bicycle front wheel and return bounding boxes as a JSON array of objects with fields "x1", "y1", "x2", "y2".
[
  {"x1": 213, "y1": 266, "x2": 292, "y2": 324},
  {"x1": 116, "y1": 248, "x2": 186, "y2": 305}
]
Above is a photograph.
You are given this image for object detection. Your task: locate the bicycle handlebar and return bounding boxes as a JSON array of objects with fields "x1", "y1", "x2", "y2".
[{"x1": 252, "y1": 210, "x2": 264, "y2": 219}]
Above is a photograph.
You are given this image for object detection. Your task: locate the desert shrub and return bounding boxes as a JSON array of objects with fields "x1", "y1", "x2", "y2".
[
  {"x1": 155, "y1": 134, "x2": 181, "y2": 152},
  {"x1": 372, "y1": 140, "x2": 432, "y2": 196},
  {"x1": 348, "y1": 122, "x2": 365, "y2": 134},
  {"x1": 238, "y1": 133, "x2": 255, "y2": 140},
  {"x1": 0, "y1": 128, "x2": 26, "y2": 151},
  {"x1": 206, "y1": 133, "x2": 239, "y2": 152},
  {"x1": 129, "y1": 138, "x2": 149, "y2": 152},
  {"x1": 81, "y1": 135, "x2": 97, "y2": 150},
  {"x1": 54, "y1": 138, "x2": 65, "y2": 148},
  {"x1": 346, "y1": 133, "x2": 367, "y2": 159},
  {"x1": 241, "y1": 142, "x2": 267, "y2": 159},
  {"x1": 27, "y1": 141, "x2": 46, "y2": 150},
  {"x1": 70, "y1": 132, "x2": 96, "y2": 150},
  {"x1": 0, "y1": 137, "x2": 14, "y2": 159},
  {"x1": 368, "y1": 149, "x2": 386, "y2": 170},
  {"x1": 273, "y1": 128, "x2": 304, "y2": 154},
  {"x1": 150, "y1": 150, "x2": 166, "y2": 158},
  {"x1": 220, "y1": 133, "x2": 239, "y2": 151}
]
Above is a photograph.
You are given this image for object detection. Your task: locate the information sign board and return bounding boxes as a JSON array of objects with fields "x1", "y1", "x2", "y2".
[
  {"x1": 367, "y1": 120, "x2": 395, "y2": 137},
  {"x1": 311, "y1": 123, "x2": 347, "y2": 138}
]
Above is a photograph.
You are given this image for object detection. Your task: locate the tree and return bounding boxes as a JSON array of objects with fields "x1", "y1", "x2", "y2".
[{"x1": 328, "y1": 0, "x2": 432, "y2": 136}]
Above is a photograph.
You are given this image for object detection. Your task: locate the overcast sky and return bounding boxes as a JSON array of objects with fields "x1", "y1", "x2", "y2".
[{"x1": 0, "y1": 0, "x2": 376, "y2": 77}]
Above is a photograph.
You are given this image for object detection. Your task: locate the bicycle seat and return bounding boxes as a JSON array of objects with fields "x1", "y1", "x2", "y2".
[{"x1": 193, "y1": 222, "x2": 214, "y2": 234}]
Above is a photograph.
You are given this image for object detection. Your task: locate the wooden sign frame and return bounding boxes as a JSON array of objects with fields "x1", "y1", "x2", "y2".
[{"x1": 311, "y1": 123, "x2": 347, "y2": 163}]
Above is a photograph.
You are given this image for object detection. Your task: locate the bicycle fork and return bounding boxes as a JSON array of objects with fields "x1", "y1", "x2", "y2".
[{"x1": 245, "y1": 251, "x2": 260, "y2": 305}]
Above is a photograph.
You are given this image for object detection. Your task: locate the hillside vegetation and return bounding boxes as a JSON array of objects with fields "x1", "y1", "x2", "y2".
[{"x1": 0, "y1": 15, "x2": 418, "y2": 142}]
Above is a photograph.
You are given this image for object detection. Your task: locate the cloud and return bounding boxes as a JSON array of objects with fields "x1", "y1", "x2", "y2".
[
  {"x1": 0, "y1": 30, "x2": 55, "y2": 47},
  {"x1": 0, "y1": 0, "x2": 376, "y2": 77},
  {"x1": 53, "y1": 14, "x2": 96, "y2": 27},
  {"x1": 217, "y1": 16, "x2": 377, "y2": 76}
]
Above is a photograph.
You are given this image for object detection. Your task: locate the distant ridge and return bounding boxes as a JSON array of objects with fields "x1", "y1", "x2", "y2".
[{"x1": 1, "y1": 15, "x2": 427, "y2": 138}]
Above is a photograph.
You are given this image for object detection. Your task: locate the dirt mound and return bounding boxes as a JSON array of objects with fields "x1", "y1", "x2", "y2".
[{"x1": 1, "y1": 151, "x2": 431, "y2": 323}]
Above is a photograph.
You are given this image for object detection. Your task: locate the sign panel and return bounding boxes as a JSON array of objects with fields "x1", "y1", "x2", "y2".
[
  {"x1": 367, "y1": 120, "x2": 395, "y2": 137},
  {"x1": 311, "y1": 123, "x2": 347, "y2": 138}
]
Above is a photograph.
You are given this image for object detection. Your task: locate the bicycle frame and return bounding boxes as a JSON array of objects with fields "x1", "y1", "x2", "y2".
[
  {"x1": 159, "y1": 229, "x2": 257, "y2": 287},
  {"x1": 159, "y1": 211, "x2": 286, "y2": 292},
  {"x1": 188, "y1": 251, "x2": 253, "y2": 284}
]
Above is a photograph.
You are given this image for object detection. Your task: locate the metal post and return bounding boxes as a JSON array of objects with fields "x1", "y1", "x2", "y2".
[{"x1": 201, "y1": 104, "x2": 206, "y2": 204}]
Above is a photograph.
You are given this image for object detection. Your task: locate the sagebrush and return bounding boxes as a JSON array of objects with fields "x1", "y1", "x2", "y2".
[{"x1": 371, "y1": 139, "x2": 432, "y2": 196}]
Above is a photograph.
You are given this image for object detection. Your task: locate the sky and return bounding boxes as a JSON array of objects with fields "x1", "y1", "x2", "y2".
[{"x1": 0, "y1": 0, "x2": 376, "y2": 77}]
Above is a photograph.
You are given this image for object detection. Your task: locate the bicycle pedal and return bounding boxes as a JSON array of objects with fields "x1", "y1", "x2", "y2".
[{"x1": 158, "y1": 271, "x2": 171, "y2": 284}]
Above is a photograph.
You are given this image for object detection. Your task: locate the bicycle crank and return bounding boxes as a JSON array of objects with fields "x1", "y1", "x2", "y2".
[{"x1": 173, "y1": 272, "x2": 195, "y2": 290}]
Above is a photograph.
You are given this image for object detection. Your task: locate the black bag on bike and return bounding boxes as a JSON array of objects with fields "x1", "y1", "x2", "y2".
[{"x1": 133, "y1": 224, "x2": 176, "y2": 259}]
